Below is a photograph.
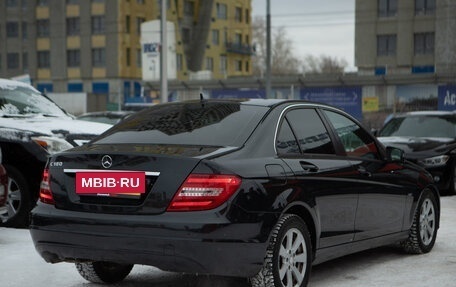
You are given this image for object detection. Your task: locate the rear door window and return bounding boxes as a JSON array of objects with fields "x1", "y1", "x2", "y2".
[{"x1": 278, "y1": 108, "x2": 335, "y2": 155}]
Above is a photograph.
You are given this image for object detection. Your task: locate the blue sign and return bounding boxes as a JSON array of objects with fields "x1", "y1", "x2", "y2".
[
  {"x1": 438, "y1": 85, "x2": 456, "y2": 111},
  {"x1": 300, "y1": 87, "x2": 362, "y2": 119},
  {"x1": 212, "y1": 89, "x2": 266, "y2": 99},
  {"x1": 143, "y1": 43, "x2": 160, "y2": 53}
]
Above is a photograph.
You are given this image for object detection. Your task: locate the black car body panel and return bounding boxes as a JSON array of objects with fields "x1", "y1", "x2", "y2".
[{"x1": 30, "y1": 99, "x2": 439, "y2": 279}]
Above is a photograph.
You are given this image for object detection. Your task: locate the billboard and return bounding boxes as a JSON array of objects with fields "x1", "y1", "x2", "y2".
[
  {"x1": 300, "y1": 87, "x2": 362, "y2": 119},
  {"x1": 438, "y1": 85, "x2": 456, "y2": 111},
  {"x1": 141, "y1": 20, "x2": 177, "y2": 81}
]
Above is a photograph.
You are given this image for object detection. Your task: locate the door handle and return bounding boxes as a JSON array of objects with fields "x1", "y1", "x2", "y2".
[{"x1": 300, "y1": 162, "x2": 319, "y2": 172}]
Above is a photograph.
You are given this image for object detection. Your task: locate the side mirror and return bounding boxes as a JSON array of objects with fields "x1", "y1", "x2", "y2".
[{"x1": 386, "y1": 146, "x2": 405, "y2": 162}]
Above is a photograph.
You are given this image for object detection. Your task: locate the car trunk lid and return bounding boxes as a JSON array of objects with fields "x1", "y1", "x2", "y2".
[{"x1": 48, "y1": 144, "x2": 236, "y2": 214}]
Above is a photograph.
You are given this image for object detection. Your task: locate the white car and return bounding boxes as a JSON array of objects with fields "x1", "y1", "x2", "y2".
[{"x1": 0, "y1": 78, "x2": 112, "y2": 227}]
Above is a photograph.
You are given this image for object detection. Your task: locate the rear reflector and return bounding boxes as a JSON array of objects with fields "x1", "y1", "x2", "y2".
[
  {"x1": 167, "y1": 174, "x2": 241, "y2": 212},
  {"x1": 39, "y1": 169, "x2": 55, "y2": 205}
]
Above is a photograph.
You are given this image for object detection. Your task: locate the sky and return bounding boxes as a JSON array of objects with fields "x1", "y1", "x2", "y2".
[{"x1": 251, "y1": 0, "x2": 356, "y2": 71}]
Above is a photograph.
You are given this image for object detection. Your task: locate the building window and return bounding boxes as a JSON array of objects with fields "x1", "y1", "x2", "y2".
[
  {"x1": 126, "y1": 48, "x2": 131, "y2": 66},
  {"x1": 136, "y1": 48, "x2": 142, "y2": 67},
  {"x1": 216, "y1": 3, "x2": 227, "y2": 19},
  {"x1": 66, "y1": 17, "x2": 80, "y2": 36},
  {"x1": 91, "y1": 16, "x2": 105, "y2": 34},
  {"x1": 37, "y1": 51, "x2": 50, "y2": 68},
  {"x1": 377, "y1": 34, "x2": 396, "y2": 56},
  {"x1": 22, "y1": 52, "x2": 28, "y2": 70},
  {"x1": 126, "y1": 15, "x2": 131, "y2": 33},
  {"x1": 67, "y1": 0, "x2": 79, "y2": 4},
  {"x1": 7, "y1": 0, "x2": 18, "y2": 7},
  {"x1": 378, "y1": 0, "x2": 397, "y2": 17},
  {"x1": 220, "y1": 55, "x2": 227, "y2": 74},
  {"x1": 91, "y1": 0, "x2": 104, "y2": 3},
  {"x1": 212, "y1": 29, "x2": 219, "y2": 45},
  {"x1": 92, "y1": 48, "x2": 105, "y2": 67},
  {"x1": 37, "y1": 0, "x2": 48, "y2": 5},
  {"x1": 22, "y1": 22, "x2": 27, "y2": 39},
  {"x1": 67, "y1": 49, "x2": 80, "y2": 67},
  {"x1": 234, "y1": 59, "x2": 242, "y2": 72},
  {"x1": 245, "y1": 9, "x2": 249, "y2": 23},
  {"x1": 7, "y1": 53, "x2": 19, "y2": 69},
  {"x1": 6, "y1": 22, "x2": 19, "y2": 38},
  {"x1": 37, "y1": 19, "x2": 50, "y2": 37},
  {"x1": 414, "y1": 32, "x2": 434, "y2": 55},
  {"x1": 184, "y1": 1, "x2": 194, "y2": 16},
  {"x1": 415, "y1": 0, "x2": 435, "y2": 15},
  {"x1": 205, "y1": 57, "x2": 213, "y2": 71},
  {"x1": 234, "y1": 33, "x2": 242, "y2": 45},
  {"x1": 136, "y1": 0, "x2": 145, "y2": 4},
  {"x1": 235, "y1": 7, "x2": 242, "y2": 22},
  {"x1": 176, "y1": 53, "x2": 183, "y2": 70},
  {"x1": 245, "y1": 60, "x2": 249, "y2": 72},
  {"x1": 136, "y1": 17, "x2": 145, "y2": 35}
]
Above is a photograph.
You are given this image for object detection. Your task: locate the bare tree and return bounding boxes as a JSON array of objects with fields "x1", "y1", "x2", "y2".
[
  {"x1": 252, "y1": 17, "x2": 301, "y2": 76},
  {"x1": 302, "y1": 55, "x2": 348, "y2": 74}
]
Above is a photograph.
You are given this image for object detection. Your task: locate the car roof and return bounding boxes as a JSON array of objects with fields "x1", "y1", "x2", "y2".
[{"x1": 393, "y1": 110, "x2": 456, "y2": 117}]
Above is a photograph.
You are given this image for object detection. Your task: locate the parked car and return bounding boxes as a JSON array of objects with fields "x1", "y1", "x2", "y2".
[
  {"x1": 0, "y1": 78, "x2": 112, "y2": 227},
  {"x1": 0, "y1": 147, "x2": 8, "y2": 221},
  {"x1": 76, "y1": 111, "x2": 134, "y2": 125},
  {"x1": 30, "y1": 99, "x2": 439, "y2": 287},
  {"x1": 378, "y1": 111, "x2": 456, "y2": 195}
]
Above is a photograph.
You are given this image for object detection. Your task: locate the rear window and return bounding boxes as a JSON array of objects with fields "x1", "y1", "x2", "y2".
[
  {"x1": 379, "y1": 115, "x2": 456, "y2": 138},
  {"x1": 93, "y1": 101, "x2": 269, "y2": 147}
]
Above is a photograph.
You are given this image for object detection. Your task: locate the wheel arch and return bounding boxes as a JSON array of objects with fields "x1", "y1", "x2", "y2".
[{"x1": 282, "y1": 202, "x2": 319, "y2": 260}]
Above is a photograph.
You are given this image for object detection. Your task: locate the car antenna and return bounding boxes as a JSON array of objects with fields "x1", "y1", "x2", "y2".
[{"x1": 200, "y1": 92, "x2": 206, "y2": 107}]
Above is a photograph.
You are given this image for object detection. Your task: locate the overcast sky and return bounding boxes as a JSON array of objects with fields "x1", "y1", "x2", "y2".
[{"x1": 251, "y1": 0, "x2": 356, "y2": 71}]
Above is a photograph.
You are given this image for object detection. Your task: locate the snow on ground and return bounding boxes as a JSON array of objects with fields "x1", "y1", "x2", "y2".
[{"x1": 1, "y1": 196, "x2": 455, "y2": 287}]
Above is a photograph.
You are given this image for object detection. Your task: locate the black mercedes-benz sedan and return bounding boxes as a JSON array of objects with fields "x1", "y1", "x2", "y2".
[{"x1": 30, "y1": 99, "x2": 440, "y2": 287}]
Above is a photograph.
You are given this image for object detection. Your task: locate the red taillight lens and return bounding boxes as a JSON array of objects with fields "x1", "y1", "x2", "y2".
[
  {"x1": 39, "y1": 169, "x2": 55, "y2": 205},
  {"x1": 167, "y1": 174, "x2": 242, "y2": 212}
]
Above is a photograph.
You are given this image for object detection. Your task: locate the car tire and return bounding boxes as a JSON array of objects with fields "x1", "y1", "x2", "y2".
[
  {"x1": 250, "y1": 214, "x2": 312, "y2": 287},
  {"x1": 0, "y1": 165, "x2": 31, "y2": 227},
  {"x1": 401, "y1": 189, "x2": 439, "y2": 254},
  {"x1": 75, "y1": 261, "x2": 133, "y2": 284}
]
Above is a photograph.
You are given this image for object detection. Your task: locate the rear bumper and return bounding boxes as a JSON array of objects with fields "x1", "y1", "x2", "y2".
[{"x1": 29, "y1": 203, "x2": 271, "y2": 277}]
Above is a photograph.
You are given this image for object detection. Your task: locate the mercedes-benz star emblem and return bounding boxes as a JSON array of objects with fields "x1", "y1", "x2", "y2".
[{"x1": 101, "y1": 155, "x2": 113, "y2": 169}]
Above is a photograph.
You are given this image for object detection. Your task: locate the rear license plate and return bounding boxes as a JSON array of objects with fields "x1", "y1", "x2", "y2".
[{"x1": 76, "y1": 172, "x2": 146, "y2": 195}]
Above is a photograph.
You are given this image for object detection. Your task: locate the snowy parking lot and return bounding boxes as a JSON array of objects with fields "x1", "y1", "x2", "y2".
[{"x1": 2, "y1": 195, "x2": 456, "y2": 287}]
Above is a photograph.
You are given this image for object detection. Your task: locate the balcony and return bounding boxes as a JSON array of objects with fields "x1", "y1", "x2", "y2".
[{"x1": 225, "y1": 42, "x2": 255, "y2": 55}]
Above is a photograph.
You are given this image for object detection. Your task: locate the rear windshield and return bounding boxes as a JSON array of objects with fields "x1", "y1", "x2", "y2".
[
  {"x1": 379, "y1": 115, "x2": 456, "y2": 138},
  {"x1": 93, "y1": 101, "x2": 269, "y2": 147}
]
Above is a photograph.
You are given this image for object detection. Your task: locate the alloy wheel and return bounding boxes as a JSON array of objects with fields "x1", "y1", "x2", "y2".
[
  {"x1": 419, "y1": 198, "x2": 435, "y2": 246},
  {"x1": 278, "y1": 228, "x2": 307, "y2": 287}
]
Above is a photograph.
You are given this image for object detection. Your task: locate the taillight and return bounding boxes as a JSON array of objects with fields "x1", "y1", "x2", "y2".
[
  {"x1": 39, "y1": 168, "x2": 55, "y2": 205},
  {"x1": 167, "y1": 174, "x2": 242, "y2": 212}
]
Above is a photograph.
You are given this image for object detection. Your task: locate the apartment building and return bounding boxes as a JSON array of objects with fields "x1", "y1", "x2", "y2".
[
  {"x1": 0, "y1": 0, "x2": 253, "y2": 106},
  {"x1": 355, "y1": 0, "x2": 456, "y2": 75}
]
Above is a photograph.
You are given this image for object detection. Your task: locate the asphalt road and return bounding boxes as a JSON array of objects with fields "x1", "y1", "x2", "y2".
[{"x1": 2, "y1": 195, "x2": 455, "y2": 287}]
